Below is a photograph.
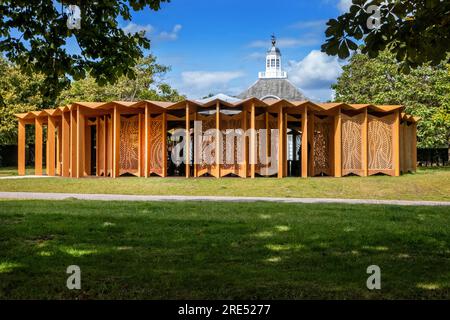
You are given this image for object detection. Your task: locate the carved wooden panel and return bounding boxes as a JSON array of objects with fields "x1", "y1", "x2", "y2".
[
  {"x1": 119, "y1": 115, "x2": 139, "y2": 176},
  {"x1": 149, "y1": 118, "x2": 164, "y2": 176},
  {"x1": 368, "y1": 114, "x2": 395, "y2": 175},
  {"x1": 341, "y1": 113, "x2": 364, "y2": 176},
  {"x1": 221, "y1": 117, "x2": 241, "y2": 176},
  {"x1": 198, "y1": 117, "x2": 216, "y2": 177},
  {"x1": 313, "y1": 116, "x2": 332, "y2": 176}
]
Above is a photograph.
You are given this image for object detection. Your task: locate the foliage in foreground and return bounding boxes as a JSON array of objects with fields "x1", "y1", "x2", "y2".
[
  {"x1": 333, "y1": 51, "x2": 450, "y2": 148},
  {"x1": 0, "y1": 0, "x2": 170, "y2": 104},
  {"x1": 322, "y1": 0, "x2": 450, "y2": 70},
  {"x1": 0, "y1": 200, "x2": 448, "y2": 299}
]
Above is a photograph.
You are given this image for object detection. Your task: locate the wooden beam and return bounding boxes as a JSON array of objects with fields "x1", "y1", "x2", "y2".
[
  {"x1": 242, "y1": 107, "x2": 248, "y2": 178},
  {"x1": 76, "y1": 107, "x2": 85, "y2": 178},
  {"x1": 412, "y1": 123, "x2": 417, "y2": 172},
  {"x1": 47, "y1": 116, "x2": 56, "y2": 176},
  {"x1": 308, "y1": 113, "x2": 315, "y2": 176},
  {"x1": 35, "y1": 117, "x2": 43, "y2": 175},
  {"x1": 70, "y1": 108, "x2": 78, "y2": 177},
  {"x1": 61, "y1": 112, "x2": 70, "y2": 177},
  {"x1": 113, "y1": 106, "x2": 120, "y2": 178},
  {"x1": 96, "y1": 117, "x2": 100, "y2": 176},
  {"x1": 194, "y1": 111, "x2": 198, "y2": 177},
  {"x1": 186, "y1": 102, "x2": 190, "y2": 178},
  {"x1": 18, "y1": 119, "x2": 26, "y2": 175},
  {"x1": 301, "y1": 107, "x2": 308, "y2": 178},
  {"x1": 162, "y1": 112, "x2": 167, "y2": 177},
  {"x1": 265, "y1": 111, "x2": 270, "y2": 176},
  {"x1": 277, "y1": 106, "x2": 283, "y2": 178},
  {"x1": 250, "y1": 102, "x2": 256, "y2": 178},
  {"x1": 393, "y1": 109, "x2": 401, "y2": 176},
  {"x1": 215, "y1": 101, "x2": 220, "y2": 178},
  {"x1": 56, "y1": 121, "x2": 62, "y2": 175},
  {"x1": 283, "y1": 109, "x2": 288, "y2": 177},
  {"x1": 333, "y1": 107, "x2": 342, "y2": 177},
  {"x1": 362, "y1": 108, "x2": 368, "y2": 176},
  {"x1": 144, "y1": 105, "x2": 150, "y2": 177},
  {"x1": 84, "y1": 118, "x2": 91, "y2": 176}
]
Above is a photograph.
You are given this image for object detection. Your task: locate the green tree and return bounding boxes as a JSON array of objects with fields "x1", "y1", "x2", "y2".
[
  {"x1": 322, "y1": 0, "x2": 450, "y2": 70},
  {"x1": 0, "y1": 0, "x2": 169, "y2": 105},
  {"x1": 0, "y1": 57, "x2": 45, "y2": 144},
  {"x1": 58, "y1": 54, "x2": 185, "y2": 104},
  {"x1": 332, "y1": 50, "x2": 450, "y2": 149}
]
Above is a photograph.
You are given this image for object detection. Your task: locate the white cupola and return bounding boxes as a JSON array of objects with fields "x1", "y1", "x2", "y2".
[{"x1": 258, "y1": 35, "x2": 287, "y2": 79}]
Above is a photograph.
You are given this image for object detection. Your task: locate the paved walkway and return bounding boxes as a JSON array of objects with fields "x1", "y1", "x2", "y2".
[{"x1": 0, "y1": 191, "x2": 448, "y2": 206}]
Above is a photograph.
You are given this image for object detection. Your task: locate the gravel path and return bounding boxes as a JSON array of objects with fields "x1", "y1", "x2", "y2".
[{"x1": 0, "y1": 191, "x2": 449, "y2": 206}]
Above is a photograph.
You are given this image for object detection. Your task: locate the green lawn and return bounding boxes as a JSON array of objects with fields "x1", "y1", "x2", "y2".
[
  {"x1": 0, "y1": 199, "x2": 449, "y2": 299},
  {"x1": 0, "y1": 167, "x2": 449, "y2": 201}
]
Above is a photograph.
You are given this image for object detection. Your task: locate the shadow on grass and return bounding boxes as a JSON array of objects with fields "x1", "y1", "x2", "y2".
[{"x1": 0, "y1": 200, "x2": 449, "y2": 299}]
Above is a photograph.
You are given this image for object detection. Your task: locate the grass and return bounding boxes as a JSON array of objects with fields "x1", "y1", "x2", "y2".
[
  {"x1": 0, "y1": 199, "x2": 449, "y2": 299},
  {"x1": 0, "y1": 166, "x2": 449, "y2": 201}
]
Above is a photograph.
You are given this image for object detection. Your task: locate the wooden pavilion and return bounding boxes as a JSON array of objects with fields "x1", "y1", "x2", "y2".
[{"x1": 15, "y1": 98, "x2": 419, "y2": 178}]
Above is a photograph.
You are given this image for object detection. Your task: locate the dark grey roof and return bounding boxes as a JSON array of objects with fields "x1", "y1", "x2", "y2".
[
  {"x1": 237, "y1": 78, "x2": 308, "y2": 101},
  {"x1": 267, "y1": 46, "x2": 281, "y2": 55}
]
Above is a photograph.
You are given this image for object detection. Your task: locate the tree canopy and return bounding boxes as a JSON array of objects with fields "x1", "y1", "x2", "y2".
[
  {"x1": 58, "y1": 54, "x2": 185, "y2": 104},
  {"x1": 322, "y1": 0, "x2": 450, "y2": 70},
  {"x1": 0, "y1": 54, "x2": 184, "y2": 145},
  {"x1": 0, "y1": 0, "x2": 169, "y2": 105},
  {"x1": 332, "y1": 50, "x2": 450, "y2": 148}
]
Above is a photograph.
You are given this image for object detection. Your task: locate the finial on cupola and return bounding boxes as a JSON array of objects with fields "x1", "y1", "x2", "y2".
[{"x1": 271, "y1": 34, "x2": 276, "y2": 46}]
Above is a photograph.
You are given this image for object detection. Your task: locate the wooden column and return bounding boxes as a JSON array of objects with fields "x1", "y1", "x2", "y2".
[
  {"x1": 144, "y1": 105, "x2": 150, "y2": 178},
  {"x1": 393, "y1": 109, "x2": 401, "y2": 176},
  {"x1": 47, "y1": 116, "x2": 56, "y2": 176},
  {"x1": 70, "y1": 108, "x2": 78, "y2": 177},
  {"x1": 250, "y1": 102, "x2": 256, "y2": 178},
  {"x1": 333, "y1": 107, "x2": 342, "y2": 177},
  {"x1": 215, "y1": 101, "x2": 221, "y2": 178},
  {"x1": 84, "y1": 121, "x2": 91, "y2": 176},
  {"x1": 186, "y1": 103, "x2": 190, "y2": 178},
  {"x1": 265, "y1": 111, "x2": 270, "y2": 176},
  {"x1": 95, "y1": 118, "x2": 100, "y2": 176},
  {"x1": 61, "y1": 112, "x2": 70, "y2": 177},
  {"x1": 112, "y1": 106, "x2": 120, "y2": 178},
  {"x1": 412, "y1": 123, "x2": 417, "y2": 172},
  {"x1": 18, "y1": 119, "x2": 26, "y2": 176},
  {"x1": 194, "y1": 111, "x2": 198, "y2": 177},
  {"x1": 76, "y1": 107, "x2": 85, "y2": 178},
  {"x1": 242, "y1": 108, "x2": 248, "y2": 178},
  {"x1": 162, "y1": 112, "x2": 167, "y2": 177},
  {"x1": 277, "y1": 106, "x2": 283, "y2": 178},
  {"x1": 35, "y1": 117, "x2": 43, "y2": 176},
  {"x1": 308, "y1": 113, "x2": 315, "y2": 176},
  {"x1": 362, "y1": 108, "x2": 369, "y2": 176},
  {"x1": 301, "y1": 107, "x2": 308, "y2": 178},
  {"x1": 56, "y1": 122, "x2": 62, "y2": 175},
  {"x1": 283, "y1": 110, "x2": 288, "y2": 177}
]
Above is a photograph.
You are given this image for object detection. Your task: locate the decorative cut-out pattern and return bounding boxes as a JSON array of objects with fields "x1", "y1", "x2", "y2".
[
  {"x1": 368, "y1": 114, "x2": 395, "y2": 173},
  {"x1": 342, "y1": 113, "x2": 364, "y2": 175},
  {"x1": 313, "y1": 117, "x2": 332, "y2": 176},
  {"x1": 120, "y1": 115, "x2": 139, "y2": 175},
  {"x1": 150, "y1": 119, "x2": 163, "y2": 176}
]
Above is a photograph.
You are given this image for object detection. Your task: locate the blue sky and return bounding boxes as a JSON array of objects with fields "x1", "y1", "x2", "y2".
[{"x1": 123, "y1": 0, "x2": 352, "y2": 101}]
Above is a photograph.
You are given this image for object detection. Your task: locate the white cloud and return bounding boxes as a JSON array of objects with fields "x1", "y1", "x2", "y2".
[
  {"x1": 122, "y1": 22, "x2": 154, "y2": 36},
  {"x1": 287, "y1": 50, "x2": 344, "y2": 101},
  {"x1": 245, "y1": 52, "x2": 266, "y2": 60},
  {"x1": 158, "y1": 24, "x2": 182, "y2": 41},
  {"x1": 181, "y1": 71, "x2": 245, "y2": 90},
  {"x1": 122, "y1": 23, "x2": 182, "y2": 41},
  {"x1": 337, "y1": 0, "x2": 353, "y2": 13},
  {"x1": 289, "y1": 20, "x2": 328, "y2": 30},
  {"x1": 248, "y1": 37, "x2": 320, "y2": 49}
]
